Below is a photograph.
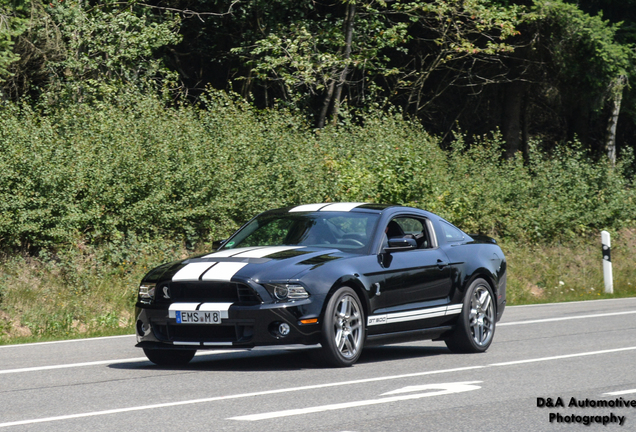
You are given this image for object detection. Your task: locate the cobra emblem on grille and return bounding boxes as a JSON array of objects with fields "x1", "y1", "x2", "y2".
[{"x1": 163, "y1": 286, "x2": 171, "y2": 299}]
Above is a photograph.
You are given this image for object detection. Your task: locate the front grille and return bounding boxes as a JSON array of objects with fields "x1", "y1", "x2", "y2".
[
  {"x1": 153, "y1": 324, "x2": 254, "y2": 343},
  {"x1": 237, "y1": 284, "x2": 261, "y2": 304},
  {"x1": 156, "y1": 281, "x2": 262, "y2": 305}
]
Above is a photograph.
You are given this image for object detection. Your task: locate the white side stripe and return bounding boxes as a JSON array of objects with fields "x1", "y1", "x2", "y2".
[{"x1": 367, "y1": 304, "x2": 462, "y2": 326}]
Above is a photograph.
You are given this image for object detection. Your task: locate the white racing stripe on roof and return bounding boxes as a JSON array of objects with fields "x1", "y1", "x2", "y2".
[
  {"x1": 172, "y1": 263, "x2": 216, "y2": 281},
  {"x1": 289, "y1": 202, "x2": 367, "y2": 212},
  {"x1": 289, "y1": 203, "x2": 329, "y2": 212},
  {"x1": 232, "y1": 246, "x2": 303, "y2": 258},
  {"x1": 201, "y1": 262, "x2": 248, "y2": 281},
  {"x1": 319, "y1": 202, "x2": 366, "y2": 212}
]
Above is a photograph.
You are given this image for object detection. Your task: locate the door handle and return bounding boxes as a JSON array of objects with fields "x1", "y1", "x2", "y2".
[{"x1": 437, "y1": 259, "x2": 449, "y2": 269}]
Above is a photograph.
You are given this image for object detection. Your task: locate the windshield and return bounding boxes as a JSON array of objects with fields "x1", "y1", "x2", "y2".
[{"x1": 221, "y1": 212, "x2": 380, "y2": 254}]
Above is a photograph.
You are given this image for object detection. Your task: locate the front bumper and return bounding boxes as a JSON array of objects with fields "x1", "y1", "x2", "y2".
[{"x1": 135, "y1": 300, "x2": 321, "y2": 349}]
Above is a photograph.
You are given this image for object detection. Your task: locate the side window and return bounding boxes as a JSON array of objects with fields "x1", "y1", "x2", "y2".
[
  {"x1": 384, "y1": 216, "x2": 431, "y2": 249},
  {"x1": 440, "y1": 221, "x2": 465, "y2": 242},
  {"x1": 394, "y1": 217, "x2": 424, "y2": 235}
]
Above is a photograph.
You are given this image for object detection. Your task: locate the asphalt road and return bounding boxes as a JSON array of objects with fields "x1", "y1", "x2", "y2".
[{"x1": 2, "y1": 297, "x2": 636, "y2": 431}]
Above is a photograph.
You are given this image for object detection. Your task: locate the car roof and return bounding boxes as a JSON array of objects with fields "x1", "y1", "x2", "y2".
[{"x1": 264, "y1": 202, "x2": 429, "y2": 216}]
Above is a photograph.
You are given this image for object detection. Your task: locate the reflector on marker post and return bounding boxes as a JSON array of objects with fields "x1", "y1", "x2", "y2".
[{"x1": 601, "y1": 230, "x2": 613, "y2": 294}]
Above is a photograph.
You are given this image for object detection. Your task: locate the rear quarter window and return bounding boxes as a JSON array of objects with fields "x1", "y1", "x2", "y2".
[{"x1": 440, "y1": 221, "x2": 465, "y2": 242}]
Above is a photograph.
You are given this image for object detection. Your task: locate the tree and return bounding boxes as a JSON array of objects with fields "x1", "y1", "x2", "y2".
[
  {"x1": 0, "y1": 0, "x2": 28, "y2": 99},
  {"x1": 1, "y1": 0, "x2": 182, "y2": 102}
]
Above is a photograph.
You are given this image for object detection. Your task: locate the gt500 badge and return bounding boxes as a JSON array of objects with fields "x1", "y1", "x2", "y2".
[{"x1": 367, "y1": 315, "x2": 388, "y2": 326}]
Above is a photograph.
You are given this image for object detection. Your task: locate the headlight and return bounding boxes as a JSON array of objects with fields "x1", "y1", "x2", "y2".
[
  {"x1": 265, "y1": 283, "x2": 309, "y2": 301},
  {"x1": 138, "y1": 283, "x2": 156, "y2": 303}
]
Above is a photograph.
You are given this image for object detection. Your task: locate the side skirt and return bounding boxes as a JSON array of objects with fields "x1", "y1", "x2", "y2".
[{"x1": 364, "y1": 325, "x2": 454, "y2": 347}]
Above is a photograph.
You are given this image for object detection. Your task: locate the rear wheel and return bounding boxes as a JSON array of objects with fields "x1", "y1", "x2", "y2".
[
  {"x1": 143, "y1": 348, "x2": 196, "y2": 366},
  {"x1": 313, "y1": 287, "x2": 365, "y2": 367},
  {"x1": 445, "y1": 278, "x2": 495, "y2": 353}
]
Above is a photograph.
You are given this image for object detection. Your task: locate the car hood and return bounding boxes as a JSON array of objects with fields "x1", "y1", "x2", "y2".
[{"x1": 143, "y1": 245, "x2": 355, "y2": 284}]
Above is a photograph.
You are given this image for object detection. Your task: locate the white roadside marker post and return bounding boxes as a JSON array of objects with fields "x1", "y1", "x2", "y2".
[{"x1": 601, "y1": 230, "x2": 613, "y2": 294}]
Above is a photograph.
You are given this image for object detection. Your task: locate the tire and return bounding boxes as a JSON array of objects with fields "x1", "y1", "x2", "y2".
[
  {"x1": 445, "y1": 278, "x2": 496, "y2": 353},
  {"x1": 143, "y1": 348, "x2": 196, "y2": 366},
  {"x1": 313, "y1": 287, "x2": 365, "y2": 367}
]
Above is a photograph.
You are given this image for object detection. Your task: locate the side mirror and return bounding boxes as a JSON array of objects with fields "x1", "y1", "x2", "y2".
[
  {"x1": 384, "y1": 237, "x2": 417, "y2": 253},
  {"x1": 212, "y1": 239, "x2": 227, "y2": 249}
]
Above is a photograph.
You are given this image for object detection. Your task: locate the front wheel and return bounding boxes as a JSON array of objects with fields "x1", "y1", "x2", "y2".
[
  {"x1": 445, "y1": 278, "x2": 496, "y2": 353},
  {"x1": 313, "y1": 287, "x2": 365, "y2": 367},
  {"x1": 143, "y1": 348, "x2": 196, "y2": 366}
]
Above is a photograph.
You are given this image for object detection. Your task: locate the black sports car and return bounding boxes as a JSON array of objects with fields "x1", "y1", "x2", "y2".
[{"x1": 135, "y1": 203, "x2": 507, "y2": 367}]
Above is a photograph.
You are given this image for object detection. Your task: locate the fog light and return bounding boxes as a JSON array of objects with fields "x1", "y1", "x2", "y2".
[
  {"x1": 136, "y1": 320, "x2": 150, "y2": 336},
  {"x1": 278, "y1": 323, "x2": 291, "y2": 336}
]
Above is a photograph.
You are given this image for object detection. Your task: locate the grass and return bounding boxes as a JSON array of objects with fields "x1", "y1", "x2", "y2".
[
  {"x1": 501, "y1": 228, "x2": 636, "y2": 304},
  {"x1": 0, "y1": 230, "x2": 635, "y2": 345}
]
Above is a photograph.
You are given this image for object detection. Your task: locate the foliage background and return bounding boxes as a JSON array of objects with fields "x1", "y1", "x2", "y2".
[{"x1": 1, "y1": 0, "x2": 636, "y2": 341}]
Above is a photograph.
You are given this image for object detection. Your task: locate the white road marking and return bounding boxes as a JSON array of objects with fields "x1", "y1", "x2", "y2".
[
  {"x1": 0, "y1": 334, "x2": 135, "y2": 349},
  {"x1": 0, "y1": 367, "x2": 483, "y2": 428},
  {"x1": 230, "y1": 381, "x2": 482, "y2": 421},
  {"x1": 4, "y1": 345, "x2": 636, "y2": 427},
  {"x1": 0, "y1": 358, "x2": 150, "y2": 375},
  {"x1": 489, "y1": 346, "x2": 636, "y2": 366},
  {"x1": 0, "y1": 351, "x2": 234, "y2": 375},
  {"x1": 604, "y1": 389, "x2": 636, "y2": 396},
  {"x1": 498, "y1": 310, "x2": 636, "y2": 326},
  {"x1": 506, "y1": 297, "x2": 636, "y2": 309},
  {"x1": 380, "y1": 381, "x2": 481, "y2": 396}
]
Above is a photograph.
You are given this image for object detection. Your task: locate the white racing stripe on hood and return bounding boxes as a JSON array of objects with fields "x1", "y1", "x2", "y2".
[
  {"x1": 172, "y1": 246, "x2": 304, "y2": 282},
  {"x1": 232, "y1": 245, "x2": 304, "y2": 258},
  {"x1": 172, "y1": 263, "x2": 216, "y2": 281},
  {"x1": 201, "y1": 262, "x2": 248, "y2": 281},
  {"x1": 203, "y1": 246, "x2": 261, "y2": 258},
  {"x1": 319, "y1": 202, "x2": 366, "y2": 212}
]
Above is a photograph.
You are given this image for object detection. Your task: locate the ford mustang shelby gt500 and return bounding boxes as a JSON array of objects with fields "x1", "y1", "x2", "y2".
[{"x1": 135, "y1": 203, "x2": 507, "y2": 367}]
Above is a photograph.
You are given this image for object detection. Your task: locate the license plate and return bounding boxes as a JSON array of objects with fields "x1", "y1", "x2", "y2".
[{"x1": 175, "y1": 310, "x2": 221, "y2": 324}]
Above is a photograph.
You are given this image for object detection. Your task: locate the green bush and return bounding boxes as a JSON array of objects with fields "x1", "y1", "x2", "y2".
[
  {"x1": 1, "y1": 91, "x2": 636, "y2": 342},
  {"x1": 0, "y1": 91, "x2": 634, "y2": 256}
]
